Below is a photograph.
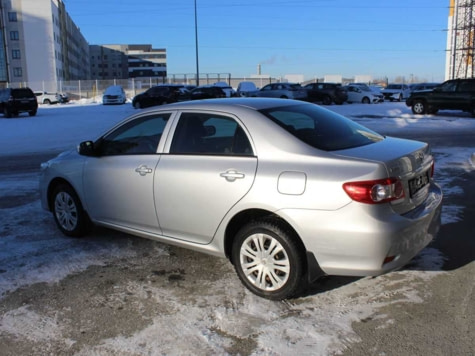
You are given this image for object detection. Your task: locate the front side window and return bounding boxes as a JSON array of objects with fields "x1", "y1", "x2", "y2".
[
  {"x1": 260, "y1": 104, "x2": 383, "y2": 151},
  {"x1": 99, "y1": 114, "x2": 170, "y2": 155},
  {"x1": 170, "y1": 113, "x2": 253, "y2": 155}
]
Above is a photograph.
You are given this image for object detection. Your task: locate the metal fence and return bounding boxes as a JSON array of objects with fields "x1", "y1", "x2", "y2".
[{"x1": 1, "y1": 74, "x2": 282, "y2": 100}]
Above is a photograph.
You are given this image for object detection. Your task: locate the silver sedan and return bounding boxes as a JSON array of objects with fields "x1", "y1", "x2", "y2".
[{"x1": 39, "y1": 98, "x2": 442, "y2": 300}]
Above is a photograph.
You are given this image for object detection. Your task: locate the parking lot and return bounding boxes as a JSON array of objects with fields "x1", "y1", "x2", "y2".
[{"x1": 0, "y1": 101, "x2": 474, "y2": 356}]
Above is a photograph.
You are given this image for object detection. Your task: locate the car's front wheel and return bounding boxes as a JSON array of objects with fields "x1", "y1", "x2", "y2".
[
  {"x1": 51, "y1": 184, "x2": 90, "y2": 237},
  {"x1": 412, "y1": 100, "x2": 426, "y2": 114},
  {"x1": 362, "y1": 97, "x2": 370, "y2": 104},
  {"x1": 133, "y1": 101, "x2": 142, "y2": 109},
  {"x1": 232, "y1": 218, "x2": 304, "y2": 300}
]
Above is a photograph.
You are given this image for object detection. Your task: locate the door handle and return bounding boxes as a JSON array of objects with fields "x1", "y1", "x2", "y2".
[
  {"x1": 135, "y1": 165, "x2": 153, "y2": 176},
  {"x1": 220, "y1": 170, "x2": 245, "y2": 182}
]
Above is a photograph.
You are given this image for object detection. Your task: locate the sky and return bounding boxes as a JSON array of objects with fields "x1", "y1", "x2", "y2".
[
  {"x1": 1, "y1": 100, "x2": 474, "y2": 354},
  {"x1": 63, "y1": 0, "x2": 450, "y2": 82}
]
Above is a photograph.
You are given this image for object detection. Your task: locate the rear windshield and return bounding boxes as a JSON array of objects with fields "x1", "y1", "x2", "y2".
[
  {"x1": 259, "y1": 103, "x2": 384, "y2": 151},
  {"x1": 12, "y1": 89, "x2": 34, "y2": 98}
]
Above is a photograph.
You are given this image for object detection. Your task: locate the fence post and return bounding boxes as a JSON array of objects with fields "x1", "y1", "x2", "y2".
[{"x1": 78, "y1": 80, "x2": 81, "y2": 99}]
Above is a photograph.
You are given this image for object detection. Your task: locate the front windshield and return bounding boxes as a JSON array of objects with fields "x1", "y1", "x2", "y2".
[{"x1": 259, "y1": 104, "x2": 384, "y2": 151}]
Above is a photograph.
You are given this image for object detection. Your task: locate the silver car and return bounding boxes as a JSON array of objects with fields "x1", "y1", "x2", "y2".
[
  {"x1": 39, "y1": 98, "x2": 442, "y2": 300},
  {"x1": 251, "y1": 83, "x2": 308, "y2": 100}
]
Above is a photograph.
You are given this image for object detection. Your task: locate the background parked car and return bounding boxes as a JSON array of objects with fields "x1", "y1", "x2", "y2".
[
  {"x1": 406, "y1": 78, "x2": 475, "y2": 115},
  {"x1": 251, "y1": 83, "x2": 308, "y2": 100},
  {"x1": 213, "y1": 82, "x2": 235, "y2": 97},
  {"x1": 132, "y1": 85, "x2": 184, "y2": 109},
  {"x1": 410, "y1": 82, "x2": 440, "y2": 93},
  {"x1": 102, "y1": 85, "x2": 126, "y2": 105},
  {"x1": 187, "y1": 86, "x2": 226, "y2": 100},
  {"x1": 303, "y1": 82, "x2": 348, "y2": 105},
  {"x1": 34, "y1": 91, "x2": 60, "y2": 105},
  {"x1": 382, "y1": 84, "x2": 411, "y2": 101},
  {"x1": 344, "y1": 84, "x2": 383, "y2": 104},
  {"x1": 0, "y1": 87, "x2": 38, "y2": 117},
  {"x1": 236, "y1": 81, "x2": 258, "y2": 97}
]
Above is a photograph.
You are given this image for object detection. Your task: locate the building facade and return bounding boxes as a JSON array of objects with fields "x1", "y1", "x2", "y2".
[
  {"x1": 89, "y1": 44, "x2": 167, "y2": 80},
  {"x1": 446, "y1": 0, "x2": 475, "y2": 80},
  {"x1": 0, "y1": 0, "x2": 90, "y2": 91}
]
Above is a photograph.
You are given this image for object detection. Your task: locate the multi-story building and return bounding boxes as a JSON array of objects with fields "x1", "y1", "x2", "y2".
[
  {"x1": 89, "y1": 44, "x2": 167, "y2": 80},
  {"x1": 0, "y1": 0, "x2": 90, "y2": 91},
  {"x1": 446, "y1": 0, "x2": 475, "y2": 79}
]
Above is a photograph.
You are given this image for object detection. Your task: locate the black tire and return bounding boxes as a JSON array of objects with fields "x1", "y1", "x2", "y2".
[
  {"x1": 398, "y1": 94, "x2": 402, "y2": 102},
  {"x1": 412, "y1": 100, "x2": 426, "y2": 115},
  {"x1": 133, "y1": 101, "x2": 142, "y2": 109},
  {"x1": 51, "y1": 184, "x2": 90, "y2": 237},
  {"x1": 44, "y1": 99, "x2": 51, "y2": 105},
  {"x1": 4, "y1": 107, "x2": 11, "y2": 118},
  {"x1": 362, "y1": 97, "x2": 370, "y2": 104},
  {"x1": 280, "y1": 95, "x2": 288, "y2": 99},
  {"x1": 322, "y1": 95, "x2": 332, "y2": 105},
  {"x1": 231, "y1": 218, "x2": 305, "y2": 300},
  {"x1": 29, "y1": 110, "x2": 37, "y2": 117}
]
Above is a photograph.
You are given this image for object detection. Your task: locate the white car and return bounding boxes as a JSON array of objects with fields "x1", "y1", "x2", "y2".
[
  {"x1": 344, "y1": 85, "x2": 383, "y2": 104},
  {"x1": 382, "y1": 84, "x2": 411, "y2": 101},
  {"x1": 102, "y1": 85, "x2": 126, "y2": 105},
  {"x1": 34, "y1": 91, "x2": 60, "y2": 105}
]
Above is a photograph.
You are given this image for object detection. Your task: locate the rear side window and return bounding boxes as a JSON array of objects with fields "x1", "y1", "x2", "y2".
[
  {"x1": 12, "y1": 89, "x2": 34, "y2": 98},
  {"x1": 260, "y1": 104, "x2": 384, "y2": 151}
]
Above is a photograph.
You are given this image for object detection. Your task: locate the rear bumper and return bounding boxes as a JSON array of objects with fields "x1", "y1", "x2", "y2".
[{"x1": 281, "y1": 182, "x2": 443, "y2": 277}]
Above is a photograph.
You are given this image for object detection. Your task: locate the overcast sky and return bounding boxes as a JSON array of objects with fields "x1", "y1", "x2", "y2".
[{"x1": 64, "y1": 0, "x2": 449, "y2": 81}]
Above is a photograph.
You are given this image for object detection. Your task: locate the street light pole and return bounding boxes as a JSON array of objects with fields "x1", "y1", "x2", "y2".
[{"x1": 194, "y1": 0, "x2": 199, "y2": 86}]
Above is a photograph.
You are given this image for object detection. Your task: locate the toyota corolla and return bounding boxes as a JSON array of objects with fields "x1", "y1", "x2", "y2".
[{"x1": 39, "y1": 98, "x2": 442, "y2": 300}]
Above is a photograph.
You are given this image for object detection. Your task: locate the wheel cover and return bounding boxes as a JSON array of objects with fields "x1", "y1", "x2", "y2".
[
  {"x1": 414, "y1": 102, "x2": 424, "y2": 114},
  {"x1": 239, "y1": 233, "x2": 290, "y2": 291},
  {"x1": 54, "y1": 192, "x2": 78, "y2": 231}
]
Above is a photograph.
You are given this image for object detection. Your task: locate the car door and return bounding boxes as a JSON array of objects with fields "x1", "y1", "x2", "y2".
[
  {"x1": 155, "y1": 112, "x2": 257, "y2": 244},
  {"x1": 82, "y1": 113, "x2": 172, "y2": 233}
]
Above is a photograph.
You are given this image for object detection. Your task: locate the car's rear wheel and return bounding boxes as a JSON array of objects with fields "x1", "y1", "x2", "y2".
[
  {"x1": 412, "y1": 100, "x2": 426, "y2": 115},
  {"x1": 362, "y1": 97, "x2": 370, "y2": 104},
  {"x1": 322, "y1": 95, "x2": 332, "y2": 105},
  {"x1": 51, "y1": 184, "x2": 90, "y2": 237},
  {"x1": 133, "y1": 101, "x2": 142, "y2": 109},
  {"x1": 3, "y1": 107, "x2": 12, "y2": 118},
  {"x1": 44, "y1": 99, "x2": 51, "y2": 105},
  {"x1": 29, "y1": 110, "x2": 37, "y2": 117},
  {"x1": 232, "y1": 218, "x2": 304, "y2": 300}
]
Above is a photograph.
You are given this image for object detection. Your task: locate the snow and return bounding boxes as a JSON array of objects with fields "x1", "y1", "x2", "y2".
[{"x1": 0, "y1": 100, "x2": 474, "y2": 355}]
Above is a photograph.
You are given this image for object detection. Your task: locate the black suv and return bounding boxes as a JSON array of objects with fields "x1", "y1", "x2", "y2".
[
  {"x1": 132, "y1": 85, "x2": 185, "y2": 109},
  {"x1": 0, "y1": 87, "x2": 38, "y2": 117},
  {"x1": 188, "y1": 86, "x2": 226, "y2": 100},
  {"x1": 406, "y1": 78, "x2": 475, "y2": 116},
  {"x1": 303, "y1": 83, "x2": 348, "y2": 105}
]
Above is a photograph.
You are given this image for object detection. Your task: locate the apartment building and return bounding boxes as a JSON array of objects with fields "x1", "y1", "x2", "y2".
[
  {"x1": 89, "y1": 44, "x2": 167, "y2": 80},
  {"x1": 0, "y1": 0, "x2": 89, "y2": 91}
]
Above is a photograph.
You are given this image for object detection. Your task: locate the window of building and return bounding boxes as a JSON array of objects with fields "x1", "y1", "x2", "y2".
[
  {"x1": 10, "y1": 31, "x2": 19, "y2": 40},
  {"x1": 12, "y1": 49, "x2": 20, "y2": 59},
  {"x1": 13, "y1": 67, "x2": 22, "y2": 77},
  {"x1": 8, "y1": 12, "x2": 17, "y2": 22}
]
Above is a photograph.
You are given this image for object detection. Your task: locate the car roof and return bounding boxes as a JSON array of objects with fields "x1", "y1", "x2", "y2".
[{"x1": 144, "y1": 97, "x2": 305, "y2": 112}]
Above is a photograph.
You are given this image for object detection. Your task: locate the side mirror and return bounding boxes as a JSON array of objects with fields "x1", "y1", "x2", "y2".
[{"x1": 78, "y1": 140, "x2": 96, "y2": 156}]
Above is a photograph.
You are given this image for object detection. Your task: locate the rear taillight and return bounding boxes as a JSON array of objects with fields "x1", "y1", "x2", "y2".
[
  {"x1": 430, "y1": 161, "x2": 435, "y2": 177},
  {"x1": 343, "y1": 178, "x2": 405, "y2": 204}
]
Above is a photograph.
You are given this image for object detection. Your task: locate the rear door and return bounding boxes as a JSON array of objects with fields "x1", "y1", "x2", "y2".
[{"x1": 155, "y1": 111, "x2": 257, "y2": 244}]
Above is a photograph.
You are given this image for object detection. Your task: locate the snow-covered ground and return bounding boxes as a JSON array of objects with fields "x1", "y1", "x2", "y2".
[{"x1": 0, "y1": 100, "x2": 474, "y2": 355}]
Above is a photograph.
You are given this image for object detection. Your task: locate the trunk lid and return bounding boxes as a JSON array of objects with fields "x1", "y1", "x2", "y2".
[{"x1": 335, "y1": 136, "x2": 434, "y2": 214}]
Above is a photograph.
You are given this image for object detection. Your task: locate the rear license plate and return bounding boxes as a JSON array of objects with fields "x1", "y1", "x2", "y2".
[{"x1": 409, "y1": 171, "x2": 430, "y2": 197}]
